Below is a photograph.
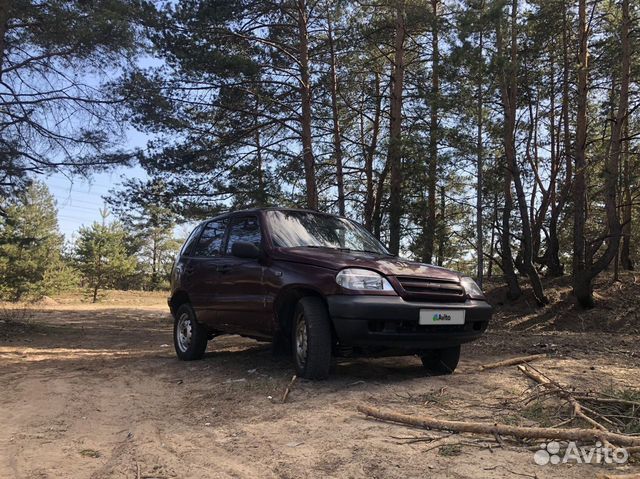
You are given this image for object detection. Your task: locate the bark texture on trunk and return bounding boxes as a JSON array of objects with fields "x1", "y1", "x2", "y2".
[
  {"x1": 497, "y1": 0, "x2": 547, "y2": 305},
  {"x1": 387, "y1": 1, "x2": 406, "y2": 255},
  {"x1": 620, "y1": 120, "x2": 633, "y2": 270},
  {"x1": 327, "y1": 10, "x2": 345, "y2": 216},
  {"x1": 297, "y1": 0, "x2": 317, "y2": 210},
  {"x1": 501, "y1": 166, "x2": 521, "y2": 300},
  {"x1": 364, "y1": 73, "x2": 382, "y2": 232},
  {"x1": 573, "y1": 0, "x2": 629, "y2": 307},
  {"x1": 476, "y1": 28, "x2": 484, "y2": 287},
  {"x1": 495, "y1": 2, "x2": 520, "y2": 301},
  {"x1": 572, "y1": 0, "x2": 589, "y2": 305},
  {"x1": 423, "y1": 0, "x2": 439, "y2": 264}
]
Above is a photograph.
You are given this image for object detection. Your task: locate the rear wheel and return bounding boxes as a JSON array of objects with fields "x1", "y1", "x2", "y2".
[
  {"x1": 173, "y1": 303, "x2": 208, "y2": 361},
  {"x1": 420, "y1": 345, "x2": 461, "y2": 375},
  {"x1": 292, "y1": 297, "x2": 332, "y2": 380}
]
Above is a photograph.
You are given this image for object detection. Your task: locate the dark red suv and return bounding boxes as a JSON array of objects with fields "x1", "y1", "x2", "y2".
[{"x1": 169, "y1": 208, "x2": 491, "y2": 379}]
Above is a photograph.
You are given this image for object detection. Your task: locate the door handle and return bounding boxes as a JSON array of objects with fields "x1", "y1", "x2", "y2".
[{"x1": 216, "y1": 264, "x2": 232, "y2": 273}]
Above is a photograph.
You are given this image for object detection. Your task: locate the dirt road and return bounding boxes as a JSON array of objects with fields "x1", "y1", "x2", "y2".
[{"x1": 1, "y1": 293, "x2": 639, "y2": 478}]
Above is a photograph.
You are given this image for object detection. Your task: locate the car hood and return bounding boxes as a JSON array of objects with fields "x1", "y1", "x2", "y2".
[{"x1": 271, "y1": 247, "x2": 462, "y2": 281}]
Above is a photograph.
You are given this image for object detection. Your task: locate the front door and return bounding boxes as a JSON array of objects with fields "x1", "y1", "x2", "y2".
[
  {"x1": 185, "y1": 218, "x2": 228, "y2": 329},
  {"x1": 214, "y1": 215, "x2": 270, "y2": 338}
]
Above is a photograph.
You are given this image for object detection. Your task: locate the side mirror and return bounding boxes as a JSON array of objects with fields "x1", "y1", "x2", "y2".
[{"x1": 231, "y1": 241, "x2": 261, "y2": 259}]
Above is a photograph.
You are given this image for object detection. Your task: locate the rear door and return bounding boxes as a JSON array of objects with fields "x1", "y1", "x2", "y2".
[
  {"x1": 184, "y1": 218, "x2": 228, "y2": 328},
  {"x1": 213, "y1": 215, "x2": 270, "y2": 337}
]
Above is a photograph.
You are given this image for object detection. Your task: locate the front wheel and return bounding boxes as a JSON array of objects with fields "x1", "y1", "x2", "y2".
[
  {"x1": 292, "y1": 297, "x2": 332, "y2": 380},
  {"x1": 420, "y1": 345, "x2": 461, "y2": 375},
  {"x1": 173, "y1": 303, "x2": 208, "y2": 361}
]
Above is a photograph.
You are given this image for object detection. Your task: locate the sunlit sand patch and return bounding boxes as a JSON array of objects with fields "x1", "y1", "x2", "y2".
[{"x1": 0, "y1": 347, "x2": 163, "y2": 363}]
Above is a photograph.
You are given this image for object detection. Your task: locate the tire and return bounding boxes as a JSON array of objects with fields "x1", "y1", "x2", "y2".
[
  {"x1": 292, "y1": 297, "x2": 332, "y2": 380},
  {"x1": 173, "y1": 303, "x2": 208, "y2": 361},
  {"x1": 419, "y1": 345, "x2": 461, "y2": 375}
]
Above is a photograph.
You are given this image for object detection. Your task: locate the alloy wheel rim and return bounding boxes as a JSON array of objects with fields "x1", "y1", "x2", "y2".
[
  {"x1": 295, "y1": 314, "x2": 308, "y2": 367},
  {"x1": 177, "y1": 312, "x2": 192, "y2": 352}
]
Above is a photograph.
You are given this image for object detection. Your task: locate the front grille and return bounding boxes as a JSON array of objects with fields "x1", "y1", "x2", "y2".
[{"x1": 395, "y1": 276, "x2": 467, "y2": 302}]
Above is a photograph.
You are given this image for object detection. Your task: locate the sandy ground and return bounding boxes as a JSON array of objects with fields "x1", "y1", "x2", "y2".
[{"x1": 1, "y1": 292, "x2": 639, "y2": 479}]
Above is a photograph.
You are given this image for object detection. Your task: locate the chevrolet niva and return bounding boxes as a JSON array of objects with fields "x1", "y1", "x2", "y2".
[{"x1": 169, "y1": 208, "x2": 492, "y2": 379}]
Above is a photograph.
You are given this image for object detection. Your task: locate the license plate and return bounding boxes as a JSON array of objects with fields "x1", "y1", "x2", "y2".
[{"x1": 419, "y1": 309, "x2": 465, "y2": 325}]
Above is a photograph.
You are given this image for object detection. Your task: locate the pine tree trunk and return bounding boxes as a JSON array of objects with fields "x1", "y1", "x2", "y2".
[
  {"x1": 327, "y1": 11, "x2": 345, "y2": 216},
  {"x1": 152, "y1": 233, "x2": 158, "y2": 290},
  {"x1": 297, "y1": 0, "x2": 317, "y2": 210},
  {"x1": 502, "y1": 167, "x2": 521, "y2": 300},
  {"x1": 423, "y1": 0, "x2": 439, "y2": 264},
  {"x1": 476, "y1": 28, "x2": 484, "y2": 287},
  {"x1": 572, "y1": 0, "x2": 589, "y2": 306},
  {"x1": 543, "y1": 0, "x2": 573, "y2": 279},
  {"x1": 364, "y1": 73, "x2": 382, "y2": 231},
  {"x1": 495, "y1": 1, "x2": 521, "y2": 301},
  {"x1": 437, "y1": 184, "x2": 445, "y2": 266},
  {"x1": 488, "y1": 191, "x2": 498, "y2": 279},
  {"x1": 255, "y1": 126, "x2": 266, "y2": 207},
  {"x1": 373, "y1": 161, "x2": 389, "y2": 240},
  {"x1": 546, "y1": 214, "x2": 564, "y2": 276},
  {"x1": 499, "y1": 0, "x2": 546, "y2": 305},
  {"x1": 573, "y1": 0, "x2": 629, "y2": 307},
  {"x1": 620, "y1": 120, "x2": 633, "y2": 270},
  {"x1": 387, "y1": 1, "x2": 406, "y2": 255}
]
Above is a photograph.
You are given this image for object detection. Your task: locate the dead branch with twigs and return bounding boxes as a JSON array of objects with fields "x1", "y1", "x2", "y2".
[
  {"x1": 358, "y1": 363, "x2": 640, "y2": 455},
  {"x1": 478, "y1": 353, "x2": 547, "y2": 371},
  {"x1": 356, "y1": 404, "x2": 640, "y2": 447},
  {"x1": 517, "y1": 364, "x2": 640, "y2": 437}
]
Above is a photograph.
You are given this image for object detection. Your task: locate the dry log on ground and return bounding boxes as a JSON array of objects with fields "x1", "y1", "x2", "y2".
[
  {"x1": 356, "y1": 404, "x2": 640, "y2": 447},
  {"x1": 479, "y1": 354, "x2": 546, "y2": 371}
]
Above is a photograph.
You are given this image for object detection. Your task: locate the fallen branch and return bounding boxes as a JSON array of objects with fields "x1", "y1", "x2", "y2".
[
  {"x1": 479, "y1": 354, "x2": 546, "y2": 371},
  {"x1": 282, "y1": 374, "x2": 297, "y2": 403},
  {"x1": 356, "y1": 404, "x2": 640, "y2": 447},
  {"x1": 518, "y1": 365, "x2": 611, "y2": 433},
  {"x1": 575, "y1": 396, "x2": 640, "y2": 408}
]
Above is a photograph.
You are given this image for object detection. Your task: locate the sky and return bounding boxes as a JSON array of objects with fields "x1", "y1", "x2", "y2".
[{"x1": 45, "y1": 128, "x2": 149, "y2": 241}]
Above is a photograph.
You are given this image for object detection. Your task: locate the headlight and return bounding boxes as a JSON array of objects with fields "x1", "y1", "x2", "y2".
[
  {"x1": 336, "y1": 268, "x2": 394, "y2": 291},
  {"x1": 460, "y1": 277, "x2": 484, "y2": 299}
]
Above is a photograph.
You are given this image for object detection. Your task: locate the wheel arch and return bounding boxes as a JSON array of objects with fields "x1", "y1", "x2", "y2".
[
  {"x1": 274, "y1": 285, "x2": 333, "y2": 340},
  {"x1": 169, "y1": 290, "x2": 191, "y2": 316}
]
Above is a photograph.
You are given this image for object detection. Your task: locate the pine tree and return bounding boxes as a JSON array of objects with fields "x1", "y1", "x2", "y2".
[
  {"x1": 105, "y1": 178, "x2": 181, "y2": 290},
  {"x1": 0, "y1": 182, "x2": 74, "y2": 300},
  {"x1": 74, "y1": 214, "x2": 137, "y2": 302}
]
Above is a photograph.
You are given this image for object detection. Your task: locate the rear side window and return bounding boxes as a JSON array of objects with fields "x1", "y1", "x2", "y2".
[
  {"x1": 192, "y1": 219, "x2": 228, "y2": 257},
  {"x1": 225, "y1": 216, "x2": 261, "y2": 254},
  {"x1": 180, "y1": 224, "x2": 203, "y2": 257}
]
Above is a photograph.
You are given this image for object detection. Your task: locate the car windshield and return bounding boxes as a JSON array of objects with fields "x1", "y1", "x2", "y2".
[{"x1": 266, "y1": 210, "x2": 391, "y2": 255}]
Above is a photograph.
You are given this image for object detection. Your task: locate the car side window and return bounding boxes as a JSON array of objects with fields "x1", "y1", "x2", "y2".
[
  {"x1": 180, "y1": 224, "x2": 203, "y2": 257},
  {"x1": 225, "y1": 216, "x2": 261, "y2": 254},
  {"x1": 192, "y1": 219, "x2": 228, "y2": 257}
]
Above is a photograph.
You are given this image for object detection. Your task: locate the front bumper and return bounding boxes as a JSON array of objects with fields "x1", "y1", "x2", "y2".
[{"x1": 327, "y1": 295, "x2": 491, "y2": 350}]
